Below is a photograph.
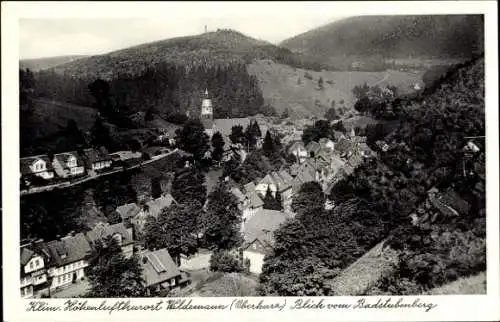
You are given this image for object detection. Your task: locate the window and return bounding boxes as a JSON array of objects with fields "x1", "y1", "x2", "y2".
[
  {"x1": 35, "y1": 259, "x2": 40, "y2": 267},
  {"x1": 30, "y1": 262, "x2": 34, "y2": 269},
  {"x1": 58, "y1": 276, "x2": 62, "y2": 284}
]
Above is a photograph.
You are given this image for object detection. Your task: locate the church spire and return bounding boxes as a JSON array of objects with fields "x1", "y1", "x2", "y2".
[{"x1": 204, "y1": 88, "x2": 209, "y2": 97}]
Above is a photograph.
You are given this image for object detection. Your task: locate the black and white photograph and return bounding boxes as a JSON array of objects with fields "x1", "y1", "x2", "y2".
[{"x1": 2, "y1": 2, "x2": 499, "y2": 321}]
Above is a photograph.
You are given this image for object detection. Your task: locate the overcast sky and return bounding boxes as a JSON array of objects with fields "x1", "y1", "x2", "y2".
[{"x1": 18, "y1": 2, "x2": 349, "y2": 59}]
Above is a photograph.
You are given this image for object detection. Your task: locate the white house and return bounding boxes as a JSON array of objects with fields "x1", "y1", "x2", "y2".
[
  {"x1": 20, "y1": 155, "x2": 55, "y2": 180},
  {"x1": 240, "y1": 209, "x2": 290, "y2": 274},
  {"x1": 20, "y1": 244, "x2": 48, "y2": 298},
  {"x1": 287, "y1": 141, "x2": 309, "y2": 164},
  {"x1": 231, "y1": 186, "x2": 264, "y2": 230},
  {"x1": 41, "y1": 233, "x2": 92, "y2": 292},
  {"x1": 52, "y1": 152, "x2": 85, "y2": 178}
]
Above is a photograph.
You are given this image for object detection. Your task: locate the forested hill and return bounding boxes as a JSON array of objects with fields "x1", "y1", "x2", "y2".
[
  {"x1": 48, "y1": 29, "x2": 325, "y2": 80},
  {"x1": 281, "y1": 15, "x2": 484, "y2": 59},
  {"x1": 259, "y1": 56, "x2": 485, "y2": 295}
]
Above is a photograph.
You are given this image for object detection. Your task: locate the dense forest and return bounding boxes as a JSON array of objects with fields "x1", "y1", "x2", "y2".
[
  {"x1": 33, "y1": 62, "x2": 267, "y2": 119},
  {"x1": 259, "y1": 56, "x2": 485, "y2": 295}
]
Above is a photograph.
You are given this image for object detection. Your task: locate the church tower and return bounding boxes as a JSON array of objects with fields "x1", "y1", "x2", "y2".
[{"x1": 200, "y1": 89, "x2": 214, "y2": 137}]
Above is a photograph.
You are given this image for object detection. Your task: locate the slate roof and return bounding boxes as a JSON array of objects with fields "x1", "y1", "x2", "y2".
[
  {"x1": 42, "y1": 233, "x2": 92, "y2": 267},
  {"x1": 259, "y1": 170, "x2": 293, "y2": 192},
  {"x1": 213, "y1": 118, "x2": 251, "y2": 137},
  {"x1": 243, "y1": 182, "x2": 256, "y2": 194},
  {"x1": 21, "y1": 247, "x2": 36, "y2": 266},
  {"x1": 54, "y1": 151, "x2": 83, "y2": 169},
  {"x1": 141, "y1": 248, "x2": 181, "y2": 287},
  {"x1": 335, "y1": 138, "x2": 353, "y2": 155},
  {"x1": 81, "y1": 147, "x2": 111, "y2": 167},
  {"x1": 287, "y1": 141, "x2": 306, "y2": 155},
  {"x1": 85, "y1": 222, "x2": 134, "y2": 247},
  {"x1": 242, "y1": 209, "x2": 290, "y2": 249},
  {"x1": 246, "y1": 191, "x2": 264, "y2": 209},
  {"x1": 292, "y1": 162, "x2": 317, "y2": 192},
  {"x1": 20, "y1": 155, "x2": 54, "y2": 175},
  {"x1": 116, "y1": 203, "x2": 141, "y2": 221},
  {"x1": 145, "y1": 194, "x2": 176, "y2": 218}
]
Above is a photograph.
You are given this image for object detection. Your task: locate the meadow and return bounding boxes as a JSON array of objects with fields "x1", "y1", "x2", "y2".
[{"x1": 248, "y1": 60, "x2": 425, "y2": 119}]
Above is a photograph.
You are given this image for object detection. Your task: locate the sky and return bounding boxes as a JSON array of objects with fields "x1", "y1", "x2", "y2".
[{"x1": 18, "y1": 2, "x2": 348, "y2": 59}]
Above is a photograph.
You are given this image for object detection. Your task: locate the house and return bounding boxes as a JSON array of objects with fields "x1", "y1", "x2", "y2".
[
  {"x1": 428, "y1": 188, "x2": 470, "y2": 218},
  {"x1": 20, "y1": 155, "x2": 55, "y2": 180},
  {"x1": 347, "y1": 152, "x2": 364, "y2": 169},
  {"x1": 85, "y1": 222, "x2": 135, "y2": 258},
  {"x1": 20, "y1": 243, "x2": 48, "y2": 298},
  {"x1": 287, "y1": 141, "x2": 308, "y2": 164},
  {"x1": 109, "y1": 151, "x2": 143, "y2": 162},
  {"x1": 233, "y1": 185, "x2": 265, "y2": 228},
  {"x1": 292, "y1": 161, "x2": 317, "y2": 194},
  {"x1": 132, "y1": 194, "x2": 177, "y2": 237},
  {"x1": 255, "y1": 171, "x2": 294, "y2": 206},
  {"x1": 116, "y1": 202, "x2": 142, "y2": 224},
  {"x1": 81, "y1": 147, "x2": 112, "y2": 171},
  {"x1": 305, "y1": 141, "x2": 321, "y2": 157},
  {"x1": 140, "y1": 248, "x2": 182, "y2": 295},
  {"x1": 318, "y1": 138, "x2": 335, "y2": 151},
  {"x1": 240, "y1": 209, "x2": 290, "y2": 274},
  {"x1": 52, "y1": 151, "x2": 85, "y2": 178},
  {"x1": 334, "y1": 138, "x2": 354, "y2": 157},
  {"x1": 41, "y1": 233, "x2": 93, "y2": 292}
]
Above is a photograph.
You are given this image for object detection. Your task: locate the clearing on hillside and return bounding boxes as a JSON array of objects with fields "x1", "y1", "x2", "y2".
[{"x1": 248, "y1": 60, "x2": 424, "y2": 119}]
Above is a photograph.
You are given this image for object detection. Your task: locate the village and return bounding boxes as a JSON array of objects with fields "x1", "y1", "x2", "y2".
[{"x1": 19, "y1": 85, "x2": 482, "y2": 299}]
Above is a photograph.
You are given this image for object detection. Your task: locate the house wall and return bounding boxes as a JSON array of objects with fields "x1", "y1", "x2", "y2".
[
  {"x1": 92, "y1": 161, "x2": 112, "y2": 170},
  {"x1": 121, "y1": 244, "x2": 134, "y2": 259},
  {"x1": 53, "y1": 160, "x2": 67, "y2": 178},
  {"x1": 21, "y1": 285, "x2": 34, "y2": 299},
  {"x1": 70, "y1": 166, "x2": 85, "y2": 176},
  {"x1": 243, "y1": 250, "x2": 265, "y2": 275},
  {"x1": 48, "y1": 260, "x2": 88, "y2": 290},
  {"x1": 256, "y1": 183, "x2": 277, "y2": 198},
  {"x1": 24, "y1": 255, "x2": 45, "y2": 274}
]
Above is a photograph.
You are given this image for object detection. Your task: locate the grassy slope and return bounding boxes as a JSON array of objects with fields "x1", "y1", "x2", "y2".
[
  {"x1": 425, "y1": 272, "x2": 486, "y2": 295},
  {"x1": 188, "y1": 272, "x2": 258, "y2": 297},
  {"x1": 29, "y1": 98, "x2": 98, "y2": 137},
  {"x1": 248, "y1": 59, "x2": 423, "y2": 119}
]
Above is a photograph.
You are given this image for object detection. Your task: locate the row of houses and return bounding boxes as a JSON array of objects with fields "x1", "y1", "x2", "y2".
[
  {"x1": 20, "y1": 221, "x2": 186, "y2": 299},
  {"x1": 20, "y1": 147, "x2": 115, "y2": 184}
]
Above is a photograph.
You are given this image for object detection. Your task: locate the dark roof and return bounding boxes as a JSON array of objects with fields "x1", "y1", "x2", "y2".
[
  {"x1": 21, "y1": 247, "x2": 35, "y2": 266},
  {"x1": 81, "y1": 147, "x2": 111, "y2": 166},
  {"x1": 145, "y1": 194, "x2": 176, "y2": 218},
  {"x1": 54, "y1": 151, "x2": 83, "y2": 169},
  {"x1": 20, "y1": 155, "x2": 54, "y2": 175},
  {"x1": 141, "y1": 248, "x2": 181, "y2": 287},
  {"x1": 242, "y1": 209, "x2": 290, "y2": 249},
  {"x1": 42, "y1": 233, "x2": 92, "y2": 267},
  {"x1": 116, "y1": 203, "x2": 141, "y2": 221},
  {"x1": 85, "y1": 222, "x2": 134, "y2": 247}
]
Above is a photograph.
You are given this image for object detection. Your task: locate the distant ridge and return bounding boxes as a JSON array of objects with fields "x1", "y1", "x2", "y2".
[
  {"x1": 19, "y1": 55, "x2": 88, "y2": 71},
  {"x1": 281, "y1": 15, "x2": 484, "y2": 59}
]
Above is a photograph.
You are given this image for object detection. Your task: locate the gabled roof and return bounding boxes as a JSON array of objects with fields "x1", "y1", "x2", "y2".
[
  {"x1": 42, "y1": 233, "x2": 92, "y2": 267},
  {"x1": 289, "y1": 163, "x2": 300, "y2": 176},
  {"x1": 243, "y1": 182, "x2": 256, "y2": 194},
  {"x1": 242, "y1": 209, "x2": 290, "y2": 249},
  {"x1": 141, "y1": 248, "x2": 181, "y2": 287},
  {"x1": 335, "y1": 138, "x2": 353, "y2": 155},
  {"x1": 54, "y1": 151, "x2": 82, "y2": 169},
  {"x1": 20, "y1": 155, "x2": 54, "y2": 175},
  {"x1": 81, "y1": 147, "x2": 111, "y2": 166},
  {"x1": 231, "y1": 187, "x2": 246, "y2": 203},
  {"x1": 306, "y1": 141, "x2": 321, "y2": 155},
  {"x1": 85, "y1": 222, "x2": 134, "y2": 247},
  {"x1": 279, "y1": 170, "x2": 293, "y2": 184},
  {"x1": 213, "y1": 118, "x2": 251, "y2": 137},
  {"x1": 246, "y1": 191, "x2": 264, "y2": 209},
  {"x1": 145, "y1": 194, "x2": 176, "y2": 218},
  {"x1": 287, "y1": 141, "x2": 306, "y2": 154},
  {"x1": 21, "y1": 247, "x2": 36, "y2": 266},
  {"x1": 116, "y1": 203, "x2": 141, "y2": 221}
]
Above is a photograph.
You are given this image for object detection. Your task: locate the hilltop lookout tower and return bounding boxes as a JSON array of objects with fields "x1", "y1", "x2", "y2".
[{"x1": 201, "y1": 89, "x2": 214, "y2": 136}]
